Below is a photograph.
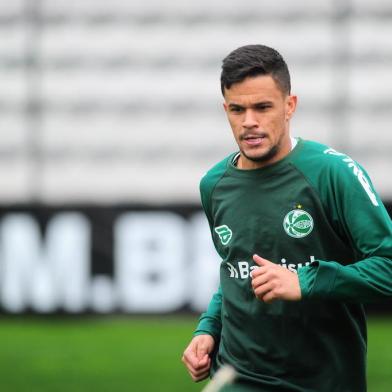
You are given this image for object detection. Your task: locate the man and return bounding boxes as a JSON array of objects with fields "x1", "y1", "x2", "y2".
[{"x1": 182, "y1": 44, "x2": 392, "y2": 391}]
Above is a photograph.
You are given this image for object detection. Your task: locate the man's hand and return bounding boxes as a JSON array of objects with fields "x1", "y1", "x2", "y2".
[
  {"x1": 251, "y1": 254, "x2": 302, "y2": 303},
  {"x1": 182, "y1": 334, "x2": 215, "y2": 382}
]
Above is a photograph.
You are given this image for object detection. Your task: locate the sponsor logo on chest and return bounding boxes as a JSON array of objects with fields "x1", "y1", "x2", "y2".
[{"x1": 226, "y1": 256, "x2": 316, "y2": 279}]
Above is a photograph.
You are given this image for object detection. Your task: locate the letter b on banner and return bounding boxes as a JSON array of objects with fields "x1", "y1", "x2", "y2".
[{"x1": 115, "y1": 212, "x2": 187, "y2": 312}]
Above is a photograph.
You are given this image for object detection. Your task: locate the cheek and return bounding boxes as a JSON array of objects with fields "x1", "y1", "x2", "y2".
[
  {"x1": 263, "y1": 115, "x2": 286, "y2": 138},
  {"x1": 228, "y1": 118, "x2": 241, "y2": 137},
  {"x1": 260, "y1": 114, "x2": 280, "y2": 130}
]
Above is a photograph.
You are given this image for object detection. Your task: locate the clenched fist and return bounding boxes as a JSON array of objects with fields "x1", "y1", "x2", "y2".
[
  {"x1": 251, "y1": 254, "x2": 302, "y2": 303},
  {"x1": 182, "y1": 334, "x2": 215, "y2": 382}
]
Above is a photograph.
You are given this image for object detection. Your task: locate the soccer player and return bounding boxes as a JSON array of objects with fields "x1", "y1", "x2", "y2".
[{"x1": 182, "y1": 44, "x2": 392, "y2": 391}]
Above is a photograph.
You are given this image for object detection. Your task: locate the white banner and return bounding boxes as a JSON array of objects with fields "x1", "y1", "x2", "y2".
[{"x1": 0, "y1": 209, "x2": 219, "y2": 314}]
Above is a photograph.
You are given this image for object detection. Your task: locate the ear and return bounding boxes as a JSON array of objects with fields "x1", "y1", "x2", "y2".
[
  {"x1": 223, "y1": 102, "x2": 228, "y2": 113},
  {"x1": 285, "y1": 95, "x2": 297, "y2": 120}
]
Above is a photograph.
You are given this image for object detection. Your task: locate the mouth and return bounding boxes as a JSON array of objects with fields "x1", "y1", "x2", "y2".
[{"x1": 241, "y1": 133, "x2": 268, "y2": 146}]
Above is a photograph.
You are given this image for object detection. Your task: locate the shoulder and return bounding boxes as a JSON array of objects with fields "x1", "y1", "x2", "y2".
[
  {"x1": 293, "y1": 139, "x2": 380, "y2": 207},
  {"x1": 200, "y1": 153, "x2": 235, "y2": 193},
  {"x1": 294, "y1": 139, "x2": 364, "y2": 175},
  {"x1": 295, "y1": 139, "x2": 344, "y2": 168},
  {"x1": 199, "y1": 153, "x2": 235, "y2": 215}
]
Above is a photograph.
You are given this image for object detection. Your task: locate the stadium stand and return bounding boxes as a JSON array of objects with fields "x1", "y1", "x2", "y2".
[{"x1": 0, "y1": 0, "x2": 391, "y2": 203}]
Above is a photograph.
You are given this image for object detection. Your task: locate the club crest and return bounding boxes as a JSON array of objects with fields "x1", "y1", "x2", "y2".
[{"x1": 283, "y1": 209, "x2": 314, "y2": 238}]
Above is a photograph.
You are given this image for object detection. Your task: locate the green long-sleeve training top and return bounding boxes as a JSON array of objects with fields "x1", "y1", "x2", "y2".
[{"x1": 194, "y1": 138, "x2": 392, "y2": 392}]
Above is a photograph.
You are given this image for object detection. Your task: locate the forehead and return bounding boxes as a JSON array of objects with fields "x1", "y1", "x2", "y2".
[{"x1": 224, "y1": 75, "x2": 284, "y2": 104}]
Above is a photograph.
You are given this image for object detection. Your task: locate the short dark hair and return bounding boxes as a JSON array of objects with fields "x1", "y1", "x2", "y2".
[{"x1": 220, "y1": 44, "x2": 291, "y2": 96}]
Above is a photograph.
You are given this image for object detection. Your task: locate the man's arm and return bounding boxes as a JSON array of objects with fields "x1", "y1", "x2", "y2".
[
  {"x1": 298, "y1": 160, "x2": 392, "y2": 301},
  {"x1": 251, "y1": 157, "x2": 392, "y2": 304},
  {"x1": 183, "y1": 158, "x2": 229, "y2": 380},
  {"x1": 193, "y1": 285, "x2": 222, "y2": 341},
  {"x1": 182, "y1": 287, "x2": 222, "y2": 381},
  {"x1": 299, "y1": 255, "x2": 392, "y2": 301}
]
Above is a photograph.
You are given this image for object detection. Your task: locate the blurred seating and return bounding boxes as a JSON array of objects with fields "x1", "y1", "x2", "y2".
[{"x1": 0, "y1": 0, "x2": 390, "y2": 203}]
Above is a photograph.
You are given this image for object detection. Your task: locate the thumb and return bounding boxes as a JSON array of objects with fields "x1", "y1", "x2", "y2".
[
  {"x1": 253, "y1": 254, "x2": 270, "y2": 266},
  {"x1": 198, "y1": 353, "x2": 210, "y2": 367},
  {"x1": 196, "y1": 343, "x2": 209, "y2": 360}
]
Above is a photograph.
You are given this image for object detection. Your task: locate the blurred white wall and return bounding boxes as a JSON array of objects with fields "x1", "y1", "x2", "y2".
[{"x1": 0, "y1": 0, "x2": 391, "y2": 204}]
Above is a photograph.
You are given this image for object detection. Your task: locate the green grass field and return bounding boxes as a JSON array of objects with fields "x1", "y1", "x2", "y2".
[{"x1": 0, "y1": 315, "x2": 390, "y2": 391}]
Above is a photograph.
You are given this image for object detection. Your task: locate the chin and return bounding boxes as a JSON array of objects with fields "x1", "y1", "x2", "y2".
[{"x1": 243, "y1": 147, "x2": 278, "y2": 163}]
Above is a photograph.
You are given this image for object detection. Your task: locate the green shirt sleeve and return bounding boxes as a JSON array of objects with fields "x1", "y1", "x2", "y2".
[
  {"x1": 193, "y1": 158, "x2": 231, "y2": 339},
  {"x1": 193, "y1": 285, "x2": 222, "y2": 341},
  {"x1": 298, "y1": 153, "x2": 392, "y2": 301}
]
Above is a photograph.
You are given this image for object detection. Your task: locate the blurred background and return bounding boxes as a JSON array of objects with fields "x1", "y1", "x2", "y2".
[{"x1": 0, "y1": 0, "x2": 391, "y2": 391}]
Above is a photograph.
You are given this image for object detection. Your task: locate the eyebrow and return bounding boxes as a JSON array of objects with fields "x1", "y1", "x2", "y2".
[{"x1": 228, "y1": 101, "x2": 273, "y2": 109}]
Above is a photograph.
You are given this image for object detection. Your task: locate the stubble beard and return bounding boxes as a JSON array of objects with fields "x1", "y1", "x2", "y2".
[{"x1": 241, "y1": 143, "x2": 280, "y2": 163}]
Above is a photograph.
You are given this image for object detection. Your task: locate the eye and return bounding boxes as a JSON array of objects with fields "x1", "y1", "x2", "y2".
[
  {"x1": 229, "y1": 106, "x2": 244, "y2": 113},
  {"x1": 254, "y1": 104, "x2": 272, "y2": 111}
]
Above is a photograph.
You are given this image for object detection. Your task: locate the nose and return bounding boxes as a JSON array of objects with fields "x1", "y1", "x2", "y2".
[{"x1": 242, "y1": 109, "x2": 258, "y2": 129}]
